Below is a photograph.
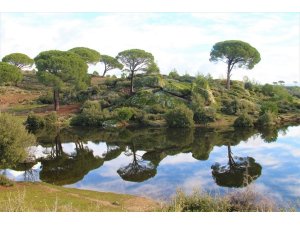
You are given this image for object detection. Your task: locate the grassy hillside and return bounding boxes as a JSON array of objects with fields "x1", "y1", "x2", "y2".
[{"x1": 1, "y1": 72, "x2": 300, "y2": 128}]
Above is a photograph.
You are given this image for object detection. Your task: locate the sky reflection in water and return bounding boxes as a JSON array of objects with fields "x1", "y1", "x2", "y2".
[{"x1": 2, "y1": 125, "x2": 300, "y2": 206}]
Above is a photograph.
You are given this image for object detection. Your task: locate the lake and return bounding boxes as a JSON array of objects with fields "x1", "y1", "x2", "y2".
[{"x1": 2, "y1": 124, "x2": 300, "y2": 208}]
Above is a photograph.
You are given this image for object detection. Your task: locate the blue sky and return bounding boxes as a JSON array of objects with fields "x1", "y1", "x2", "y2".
[{"x1": 0, "y1": 12, "x2": 299, "y2": 84}]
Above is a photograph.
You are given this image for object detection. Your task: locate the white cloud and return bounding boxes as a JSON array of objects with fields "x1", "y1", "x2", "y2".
[{"x1": 0, "y1": 13, "x2": 299, "y2": 84}]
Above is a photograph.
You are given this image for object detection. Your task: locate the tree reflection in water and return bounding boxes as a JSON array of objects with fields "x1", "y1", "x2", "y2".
[
  {"x1": 40, "y1": 132, "x2": 104, "y2": 185},
  {"x1": 8, "y1": 124, "x2": 292, "y2": 186},
  {"x1": 117, "y1": 143, "x2": 157, "y2": 182},
  {"x1": 211, "y1": 145, "x2": 262, "y2": 188}
]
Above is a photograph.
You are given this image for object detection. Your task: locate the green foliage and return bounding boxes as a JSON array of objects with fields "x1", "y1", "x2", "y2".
[
  {"x1": 165, "y1": 105, "x2": 194, "y2": 128},
  {"x1": 2, "y1": 53, "x2": 34, "y2": 69},
  {"x1": 0, "y1": 113, "x2": 36, "y2": 168},
  {"x1": 71, "y1": 100, "x2": 111, "y2": 127},
  {"x1": 134, "y1": 75, "x2": 165, "y2": 88},
  {"x1": 25, "y1": 112, "x2": 58, "y2": 132},
  {"x1": 221, "y1": 98, "x2": 257, "y2": 115},
  {"x1": 262, "y1": 84, "x2": 274, "y2": 96},
  {"x1": 0, "y1": 175, "x2": 14, "y2": 187},
  {"x1": 256, "y1": 111, "x2": 277, "y2": 127},
  {"x1": 116, "y1": 49, "x2": 154, "y2": 72},
  {"x1": 68, "y1": 47, "x2": 101, "y2": 64},
  {"x1": 234, "y1": 114, "x2": 254, "y2": 127},
  {"x1": 221, "y1": 99, "x2": 240, "y2": 115},
  {"x1": 191, "y1": 76, "x2": 215, "y2": 105},
  {"x1": 163, "y1": 79, "x2": 191, "y2": 97},
  {"x1": 193, "y1": 106, "x2": 217, "y2": 124},
  {"x1": 116, "y1": 49, "x2": 154, "y2": 94},
  {"x1": 34, "y1": 50, "x2": 89, "y2": 90},
  {"x1": 168, "y1": 189, "x2": 231, "y2": 212},
  {"x1": 210, "y1": 40, "x2": 261, "y2": 70},
  {"x1": 37, "y1": 92, "x2": 54, "y2": 104},
  {"x1": 114, "y1": 107, "x2": 134, "y2": 121},
  {"x1": 260, "y1": 101, "x2": 278, "y2": 116},
  {"x1": 210, "y1": 40, "x2": 260, "y2": 89},
  {"x1": 44, "y1": 112, "x2": 58, "y2": 127},
  {"x1": 145, "y1": 61, "x2": 160, "y2": 75},
  {"x1": 0, "y1": 62, "x2": 23, "y2": 85},
  {"x1": 25, "y1": 113, "x2": 46, "y2": 131},
  {"x1": 99, "y1": 55, "x2": 123, "y2": 76},
  {"x1": 168, "y1": 69, "x2": 180, "y2": 79}
]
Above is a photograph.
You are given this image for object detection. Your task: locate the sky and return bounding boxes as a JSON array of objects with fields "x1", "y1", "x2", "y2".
[{"x1": 0, "y1": 12, "x2": 299, "y2": 84}]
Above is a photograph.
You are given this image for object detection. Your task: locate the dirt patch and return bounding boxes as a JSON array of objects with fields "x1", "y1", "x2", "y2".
[{"x1": 0, "y1": 87, "x2": 41, "y2": 110}]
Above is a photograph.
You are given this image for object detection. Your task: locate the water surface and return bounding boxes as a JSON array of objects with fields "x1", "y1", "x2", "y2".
[{"x1": 2, "y1": 125, "x2": 300, "y2": 207}]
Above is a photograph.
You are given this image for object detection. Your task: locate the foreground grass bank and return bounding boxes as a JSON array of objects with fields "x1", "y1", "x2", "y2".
[{"x1": 0, "y1": 182, "x2": 158, "y2": 212}]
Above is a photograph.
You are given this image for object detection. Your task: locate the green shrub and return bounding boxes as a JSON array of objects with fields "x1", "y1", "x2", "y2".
[
  {"x1": 25, "y1": 113, "x2": 45, "y2": 131},
  {"x1": 221, "y1": 98, "x2": 257, "y2": 115},
  {"x1": 114, "y1": 107, "x2": 134, "y2": 121},
  {"x1": 148, "y1": 104, "x2": 167, "y2": 114},
  {"x1": 168, "y1": 69, "x2": 180, "y2": 79},
  {"x1": 221, "y1": 99, "x2": 240, "y2": 115},
  {"x1": 244, "y1": 82, "x2": 253, "y2": 90},
  {"x1": 0, "y1": 113, "x2": 35, "y2": 168},
  {"x1": 0, "y1": 175, "x2": 14, "y2": 187},
  {"x1": 234, "y1": 114, "x2": 254, "y2": 127},
  {"x1": 37, "y1": 92, "x2": 53, "y2": 104},
  {"x1": 256, "y1": 111, "x2": 277, "y2": 127},
  {"x1": 165, "y1": 105, "x2": 194, "y2": 127},
  {"x1": 44, "y1": 112, "x2": 58, "y2": 127},
  {"x1": 194, "y1": 106, "x2": 217, "y2": 124},
  {"x1": 260, "y1": 102, "x2": 278, "y2": 116},
  {"x1": 262, "y1": 84, "x2": 274, "y2": 96},
  {"x1": 167, "y1": 189, "x2": 231, "y2": 212},
  {"x1": 71, "y1": 100, "x2": 110, "y2": 126}
]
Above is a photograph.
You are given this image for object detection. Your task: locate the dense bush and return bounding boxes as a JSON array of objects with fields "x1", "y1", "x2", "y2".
[
  {"x1": 71, "y1": 100, "x2": 111, "y2": 126},
  {"x1": 0, "y1": 113, "x2": 35, "y2": 168},
  {"x1": 168, "y1": 69, "x2": 180, "y2": 79},
  {"x1": 25, "y1": 113, "x2": 45, "y2": 131},
  {"x1": 44, "y1": 112, "x2": 58, "y2": 127},
  {"x1": 193, "y1": 106, "x2": 217, "y2": 125},
  {"x1": 221, "y1": 98, "x2": 257, "y2": 115},
  {"x1": 260, "y1": 101, "x2": 278, "y2": 115},
  {"x1": 37, "y1": 92, "x2": 53, "y2": 104},
  {"x1": 256, "y1": 111, "x2": 277, "y2": 127},
  {"x1": 221, "y1": 99, "x2": 240, "y2": 115},
  {"x1": 165, "y1": 105, "x2": 194, "y2": 128},
  {"x1": 114, "y1": 107, "x2": 134, "y2": 121},
  {"x1": 25, "y1": 112, "x2": 57, "y2": 131},
  {"x1": 147, "y1": 104, "x2": 168, "y2": 114},
  {"x1": 233, "y1": 114, "x2": 254, "y2": 127}
]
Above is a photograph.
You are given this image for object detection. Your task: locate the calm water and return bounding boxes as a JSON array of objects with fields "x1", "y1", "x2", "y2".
[{"x1": 2, "y1": 124, "x2": 300, "y2": 207}]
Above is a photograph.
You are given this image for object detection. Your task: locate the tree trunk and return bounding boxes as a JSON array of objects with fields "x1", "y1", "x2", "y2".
[
  {"x1": 130, "y1": 71, "x2": 134, "y2": 95},
  {"x1": 226, "y1": 63, "x2": 231, "y2": 89},
  {"x1": 102, "y1": 68, "x2": 107, "y2": 77},
  {"x1": 53, "y1": 89, "x2": 60, "y2": 111},
  {"x1": 228, "y1": 145, "x2": 235, "y2": 168}
]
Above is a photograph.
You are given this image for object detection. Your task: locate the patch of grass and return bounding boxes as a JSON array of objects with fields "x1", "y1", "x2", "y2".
[
  {"x1": 0, "y1": 175, "x2": 14, "y2": 187},
  {"x1": 7, "y1": 104, "x2": 47, "y2": 113},
  {"x1": 0, "y1": 182, "x2": 158, "y2": 212}
]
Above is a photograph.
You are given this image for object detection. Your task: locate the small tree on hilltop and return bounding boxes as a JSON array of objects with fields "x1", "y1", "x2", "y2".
[
  {"x1": 209, "y1": 40, "x2": 261, "y2": 89},
  {"x1": 116, "y1": 49, "x2": 154, "y2": 95},
  {"x1": 2, "y1": 53, "x2": 34, "y2": 69},
  {"x1": 99, "y1": 55, "x2": 123, "y2": 76}
]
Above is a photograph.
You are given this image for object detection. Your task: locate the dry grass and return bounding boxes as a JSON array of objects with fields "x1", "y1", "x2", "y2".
[
  {"x1": 163, "y1": 186, "x2": 295, "y2": 212},
  {"x1": 0, "y1": 182, "x2": 158, "y2": 212}
]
